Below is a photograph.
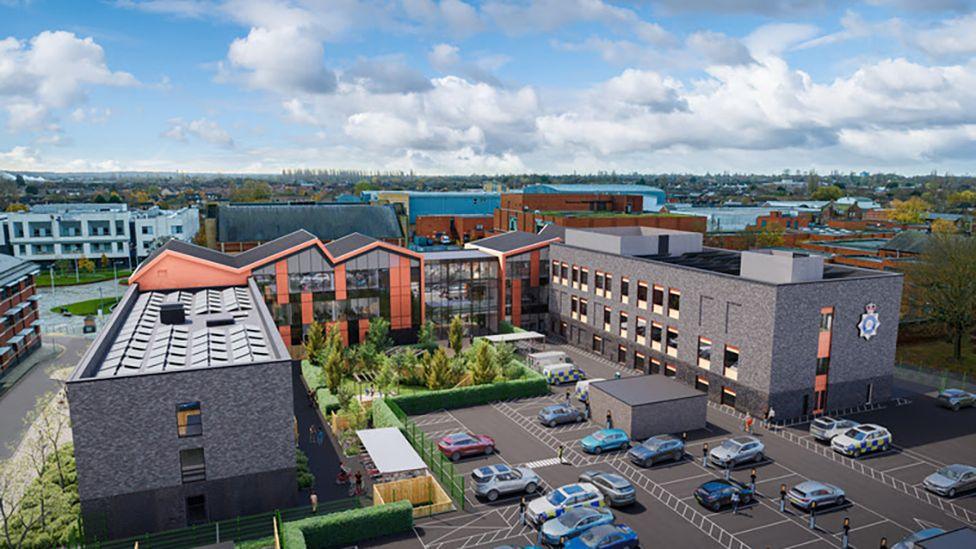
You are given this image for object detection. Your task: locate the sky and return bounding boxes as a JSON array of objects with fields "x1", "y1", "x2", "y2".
[{"x1": 2, "y1": 0, "x2": 976, "y2": 175}]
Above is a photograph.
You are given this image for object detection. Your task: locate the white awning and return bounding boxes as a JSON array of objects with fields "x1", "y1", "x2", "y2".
[
  {"x1": 481, "y1": 331, "x2": 545, "y2": 344},
  {"x1": 356, "y1": 427, "x2": 427, "y2": 474}
]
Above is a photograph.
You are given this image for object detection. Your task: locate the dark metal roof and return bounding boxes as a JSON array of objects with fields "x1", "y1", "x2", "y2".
[
  {"x1": 636, "y1": 248, "x2": 864, "y2": 280},
  {"x1": 323, "y1": 233, "x2": 377, "y2": 257},
  {"x1": 469, "y1": 231, "x2": 554, "y2": 253},
  {"x1": 537, "y1": 223, "x2": 565, "y2": 240},
  {"x1": 591, "y1": 375, "x2": 704, "y2": 406},
  {"x1": 880, "y1": 231, "x2": 931, "y2": 254},
  {"x1": 140, "y1": 230, "x2": 319, "y2": 270},
  {"x1": 0, "y1": 254, "x2": 39, "y2": 286},
  {"x1": 216, "y1": 203, "x2": 402, "y2": 243}
]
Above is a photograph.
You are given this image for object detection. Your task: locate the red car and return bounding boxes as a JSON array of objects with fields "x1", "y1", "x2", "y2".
[{"x1": 438, "y1": 432, "x2": 495, "y2": 462}]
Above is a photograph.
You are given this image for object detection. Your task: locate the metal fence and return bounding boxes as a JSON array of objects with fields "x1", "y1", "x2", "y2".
[
  {"x1": 81, "y1": 498, "x2": 360, "y2": 549},
  {"x1": 895, "y1": 363, "x2": 976, "y2": 391},
  {"x1": 388, "y1": 402, "x2": 466, "y2": 511}
]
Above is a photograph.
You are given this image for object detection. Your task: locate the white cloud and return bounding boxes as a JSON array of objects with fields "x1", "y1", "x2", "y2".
[
  {"x1": 744, "y1": 23, "x2": 820, "y2": 56},
  {"x1": 484, "y1": 0, "x2": 672, "y2": 45},
  {"x1": 344, "y1": 55, "x2": 432, "y2": 94},
  {"x1": 427, "y1": 43, "x2": 507, "y2": 85},
  {"x1": 596, "y1": 69, "x2": 686, "y2": 111},
  {"x1": 0, "y1": 146, "x2": 40, "y2": 170},
  {"x1": 162, "y1": 117, "x2": 235, "y2": 147},
  {"x1": 686, "y1": 31, "x2": 755, "y2": 66},
  {"x1": 70, "y1": 107, "x2": 113, "y2": 124},
  {"x1": 224, "y1": 26, "x2": 336, "y2": 94},
  {"x1": 914, "y1": 13, "x2": 976, "y2": 56},
  {"x1": 0, "y1": 30, "x2": 137, "y2": 130}
]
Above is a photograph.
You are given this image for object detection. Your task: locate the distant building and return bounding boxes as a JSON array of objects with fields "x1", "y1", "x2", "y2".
[
  {"x1": 131, "y1": 206, "x2": 200, "y2": 262},
  {"x1": 414, "y1": 214, "x2": 492, "y2": 245},
  {"x1": 203, "y1": 202, "x2": 404, "y2": 253},
  {"x1": 67, "y1": 282, "x2": 295, "y2": 540},
  {"x1": 0, "y1": 254, "x2": 40, "y2": 374},
  {"x1": 362, "y1": 190, "x2": 500, "y2": 224},
  {"x1": 520, "y1": 184, "x2": 666, "y2": 210}
]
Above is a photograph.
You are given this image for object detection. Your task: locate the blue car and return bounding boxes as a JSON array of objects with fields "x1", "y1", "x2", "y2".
[
  {"x1": 580, "y1": 429, "x2": 630, "y2": 455},
  {"x1": 539, "y1": 404, "x2": 585, "y2": 427},
  {"x1": 564, "y1": 524, "x2": 639, "y2": 549},
  {"x1": 540, "y1": 507, "x2": 614, "y2": 546}
]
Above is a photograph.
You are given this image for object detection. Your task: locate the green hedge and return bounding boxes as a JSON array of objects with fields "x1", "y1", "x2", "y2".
[
  {"x1": 388, "y1": 366, "x2": 548, "y2": 415},
  {"x1": 281, "y1": 500, "x2": 413, "y2": 549},
  {"x1": 371, "y1": 397, "x2": 405, "y2": 430},
  {"x1": 300, "y1": 361, "x2": 341, "y2": 415}
]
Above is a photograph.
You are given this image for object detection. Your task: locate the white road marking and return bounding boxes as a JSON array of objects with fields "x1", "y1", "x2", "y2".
[
  {"x1": 733, "y1": 518, "x2": 792, "y2": 536},
  {"x1": 882, "y1": 461, "x2": 928, "y2": 474}
]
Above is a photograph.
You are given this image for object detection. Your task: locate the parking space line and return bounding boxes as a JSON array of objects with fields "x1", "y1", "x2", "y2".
[
  {"x1": 659, "y1": 471, "x2": 714, "y2": 486},
  {"x1": 882, "y1": 461, "x2": 927, "y2": 474},
  {"x1": 781, "y1": 537, "x2": 824, "y2": 549},
  {"x1": 848, "y1": 518, "x2": 890, "y2": 533},
  {"x1": 733, "y1": 518, "x2": 792, "y2": 536},
  {"x1": 756, "y1": 472, "x2": 800, "y2": 486}
]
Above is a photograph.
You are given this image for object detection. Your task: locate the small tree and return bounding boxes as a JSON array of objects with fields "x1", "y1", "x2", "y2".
[
  {"x1": 468, "y1": 339, "x2": 498, "y2": 385},
  {"x1": 374, "y1": 355, "x2": 399, "y2": 396},
  {"x1": 890, "y1": 197, "x2": 931, "y2": 224},
  {"x1": 323, "y1": 338, "x2": 345, "y2": 394},
  {"x1": 494, "y1": 342, "x2": 518, "y2": 379},
  {"x1": 99, "y1": 254, "x2": 110, "y2": 269},
  {"x1": 425, "y1": 348, "x2": 453, "y2": 390},
  {"x1": 755, "y1": 226, "x2": 785, "y2": 248},
  {"x1": 303, "y1": 322, "x2": 327, "y2": 366},
  {"x1": 365, "y1": 317, "x2": 392, "y2": 352},
  {"x1": 930, "y1": 218, "x2": 957, "y2": 234},
  {"x1": 448, "y1": 315, "x2": 464, "y2": 356},
  {"x1": 811, "y1": 185, "x2": 843, "y2": 201},
  {"x1": 417, "y1": 320, "x2": 437, "y2": 353},
  {"x1": 77, "y1": 256, "x2": 96, "y2": 274}
]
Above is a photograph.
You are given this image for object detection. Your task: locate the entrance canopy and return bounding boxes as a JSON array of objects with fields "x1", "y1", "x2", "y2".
[
  {"x1": 356, "y1": 427, "x2": 427, "y2": 474},
  {"x1": 481, "y1": 331, "x2": 545, "y2": 353}
]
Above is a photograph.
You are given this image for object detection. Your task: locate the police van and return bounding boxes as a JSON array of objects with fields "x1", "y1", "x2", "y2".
[
  {"x1": 528, "y1": 351, "x2": 574, "y2": 371},
  {"x1": 574, "y1": 378, "x2": 605, "y2": 402},
  {"x1": 543, "y1": 363, "x2": 586, "y2": 385}
]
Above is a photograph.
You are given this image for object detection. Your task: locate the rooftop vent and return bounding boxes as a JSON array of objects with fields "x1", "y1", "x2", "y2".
[
  {"x1": 739, "y1": 250, "x2": 824, "y2": 284},
  {"x1": 159, "y1": 302, "x2": 186, "y2": 325},
  {"x1": 206, "y1": 314, "x2": 236, "y2": 327}
]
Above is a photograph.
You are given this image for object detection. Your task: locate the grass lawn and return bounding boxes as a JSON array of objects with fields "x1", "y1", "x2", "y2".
[
  {"x1": 896, "y1": 338, "x2": 976, "y2": 375},
  {"x1": 36, "y1": 269, "x2": 131, "y2": 288},
  {"x1": 50, "y1": 296, "x2": 121, "y2": 316}
]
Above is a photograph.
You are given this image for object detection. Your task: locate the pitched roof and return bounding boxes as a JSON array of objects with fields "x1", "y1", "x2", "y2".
[
  {"x1": 217, "y1": 203, "x2": 402, "y2": 243},
  {"x1": 0, "y1": 254, "x2": 39, "y2": 286},
  {"x1": 468, "y1": 230, "x2": 556, "y2": 253},
  {"x1": 139, "y1": 230, "x2": 319, "y2": 271},
  {"x1": 880, "y1": 231, "x2": 931, "y2": 254},
  {"x1": 537, "y1": 223, "x2": 565, "y2": 240},
  {"x1": 323, "y1": 233, "x2": 377, "y2": 258}
]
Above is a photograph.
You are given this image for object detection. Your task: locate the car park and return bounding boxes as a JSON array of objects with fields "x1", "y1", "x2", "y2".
[
  {"x1": 580, "y1": 429, "x2": 630, "y2": 454},
  {"x1": 627, "y1": 434, "x2": 684, "y2": 467},
  {"x1": 540, "y1": 507, "x2": 614, "y2": 546},
  {"x1": 563, "y1": 524, "x2": 639, "y2": 549},
  {"x1": 437, "y1": 432, "x2": 495, "y2": 462},
  {"x1": 937, "y1": 388, "x2": 976, "y2": 411},
  {"x1": 539, "y1": 404, "x2": 585, "y2": 427},
  {"x1": 577, "y1": 471, "x2": 636, "y2": 507},
  {"x1": 471, "y1": 464, "x2": 541, "y2": 501},
  {"x1": 693, "y1": 479, "x2": 756, "y2": 512},
  {"x1": 574, "y1": 378, "x2": 605, "y2": 402},
  {"x1": 786, "y1": 480, "x2": 846, "y2": 510},
  {"x1": 809, "y1": 417, "x2": 860, "y2": 442},
  {"x1": 527, "y1": 483, "x2": 606, "y2": 527},
  {"x1": 891, "y1": 528, "x2": 946, "y2": 549},
  {"x1": 544, "y1": 363, "x2": 587, "y2": 385},
  {"x1": 923, "y1": 464, "x2": 976, "y2": 498},
  {"x1": 708, "y1": 436, "x2": 765, "y2": 468},
  {"x1": 830, "y1": 424, "x2": 892, "y2": 457}
]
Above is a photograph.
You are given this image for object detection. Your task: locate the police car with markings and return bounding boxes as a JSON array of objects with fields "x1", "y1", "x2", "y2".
[
  {"x1": 830, "y1": 424, "x2": 892, "y2": 457},
  {"x1": 527, "y1": 483, "x2": 605, "y2": 527}
]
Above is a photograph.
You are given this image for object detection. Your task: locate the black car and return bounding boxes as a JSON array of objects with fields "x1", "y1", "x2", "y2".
[{"x1": 694, "y1": 479, "x2": 755, "y2": 512}]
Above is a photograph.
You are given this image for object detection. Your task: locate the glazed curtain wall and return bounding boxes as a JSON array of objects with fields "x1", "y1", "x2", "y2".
[
  {"x1": 504, "y1": 247, "x2": 549, "y2": 332},
  {"x1": 424, "y1": 257, "x2": 499, "y2": 337}
]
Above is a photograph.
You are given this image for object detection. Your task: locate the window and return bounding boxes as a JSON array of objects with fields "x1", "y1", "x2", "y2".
[
  {"x1": 177, "y1": 401, "x2": 202, "y2": 437},
  {"x1": 592, "y1": 335, "x2": 603, "y2": 353},
  {"x1": 635, "y1": 317, "x2": 647, "y2": 345},
  {"x1": 668, "y1": 289, "x2": 681, "y2": 319},
  {"x1": 595, "y1": 271, "x2": 605, "y2": 296},
  {"x1": 721, "y1": 387, "x2": 736, "y2": 407},
  {"x1": 561, "y1": 262, "x2": 569, "y2": 282},
  {"x1": 697, "y1": 337, "x2": 711, "y2": 368},
  {"x1": 650, "y1": 357, "x2": 661, "y2": 374},
  {"x1": 619, "y1": 312, "x2": 628, "y2": 338},
  {"x1": 724, "y1": 346, "x2": 739, "y2": 381},
  {"x1": 652, "y1": 285, "x2": 664, "y2": 314},
  {"x1": 572, "y1": 266, "x2": 579, "y2": 288},
  {"x1": 664, "y1": 363, "x2": 676, "y2": 377},
  {"x1": 820, "y1": 309, "x2": 834, "y2": 332},
  {"x1": 816, "y1": 357, "x2": 830, "y2": 376},
  {"x1": 571, "y1": 296, "x2": 579, "y2": 320},
  {"x1": 634, "y1": 352, "x2": 646, "y2": 371},
  {"x1": 605, "y1": 274, "x2": 613, "y2": 299},
  {"x1": 579, "y1": 299, "x2": 588, "y2": 323},
  {"x1": 651, "y1": 321, "x2": 663, "y2": 351},
  {"x1": 552, "y1": 260, "x2": 560, "y2": 284},
  {"x1": 666, "y1": 327, "x2": 678, "y2": 357},
  {"x1": 172, "y1": 225, "x2": 183, "y2": 234},
  {"x1": 695, "y1": 375, "x2": 709, "y2": 392},
  {"x1": 180, "y1": 448, "x2": 206, "y2": 483},
  {"x1": 186, "y1": 495, "x2": 207, "y2": 524},
  {"x1": 620, "y1": 277, "x2": 629, "y2": 304},
  {"x1": 580, "y1": 268, "x2": 589, "y2": 291},
  {"x1": 637, "y1": 281, "x2": 648, "y2": 309},
  {"x1": 618, "y1": 345, "x2": 627, "y2": 364},
  {"x1": 141, "y1": 226, "x2": 153, "y2": 235},
  {"x1": 603, "y1": 306, "x2": 612, "y2": 332}
]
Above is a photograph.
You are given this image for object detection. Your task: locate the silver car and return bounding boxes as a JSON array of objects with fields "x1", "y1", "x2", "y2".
[
  {"x1": 787, "y1": 480, "x2": 846, "y2": 510},
  {"x1": 810, "y1": 417, "x2": 860, "y2": 442},
  {"x1": 923, "y1": 464, "x2": 976, "y2": 498},
  {"x1": 578, "y1": 470, "x2": 637, "y2": 507},
  {"x1": 471, "y1": 464, "x2": 540, "y2": 502},
  {"x1": 709, "y1": 436, "x2": 765, "y2": 468},
  {"x1": 937, "y1": 389, "x2": 976, "y2": 411}
]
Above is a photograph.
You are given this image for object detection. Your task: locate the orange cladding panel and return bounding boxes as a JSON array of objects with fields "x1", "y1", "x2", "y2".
[
  {"x1": 817, "y1": 331, "x2": 832, "y2": 358},
  {"x1": 814, "y1": 374, "x2": 828, "y2": 392},
  {"x1": 301, "y1": 291, "x2": 313, "y2": 324},
  {"x1": 335, "y1": 264, "x2": 347, "y2": 300},
  {"x1": 276, "y1": 260, "x2": 289, "y2": 304}
]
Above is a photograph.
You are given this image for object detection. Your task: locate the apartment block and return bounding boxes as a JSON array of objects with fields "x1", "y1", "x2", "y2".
[
  {"x1": 548, "y1": 227, "x2": 902, "y2": 419},
  {"x1": 0, "y1": 254, "x2": 41, "y2": 373},
  {"x1": 131, "y1": 207, "x2": 200, "y2": 261},
  {"x1": 67, "y1": 281, "x2": 295, "y2": 540}
]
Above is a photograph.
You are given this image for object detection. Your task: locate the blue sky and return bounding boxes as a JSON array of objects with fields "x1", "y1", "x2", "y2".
[{"x1": 2, "y1": 0, "x2": 976, "y2": 175}]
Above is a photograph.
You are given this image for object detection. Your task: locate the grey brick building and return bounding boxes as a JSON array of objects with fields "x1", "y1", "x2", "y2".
[
  {"x1": 67, "y1": 280, "x2": 296, "y2": 540},
  {"x1": 548, "y1": 227, "x2": 902, "y2": 419}
]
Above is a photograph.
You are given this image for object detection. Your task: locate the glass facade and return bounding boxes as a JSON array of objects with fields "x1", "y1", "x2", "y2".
[
  {"x1": 504, "y1": 247, "x2": 550, "y2": 332},
  {"x1": 424, "y1": 254, "x2": 499, "y2": 337}
]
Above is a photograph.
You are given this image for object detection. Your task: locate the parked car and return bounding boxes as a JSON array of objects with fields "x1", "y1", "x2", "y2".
[
  {"x1": 437, "y1": 432, "x2": 495, "y2": 462},
  {"x1": 563, "y1": 524, "x2": 639, "y2": 549},
  {"x1": 580, "y1": 429, "x2": 630, "y2": 455},
  {"x1": 787, "y1": 480, "x2": 846, "y2": 510},
  {"x1": 831, "y1": 424, "x2": 891, "y2": 457},
  {"x1": 544, "y1": 363, "x2": 587, "y2": 385},
  {"x1": 937, "y1": 389, "x2": 976, "y2": 411},
  {"x1": 694, "y1": 479, "x2": 756, "y2": 512},
  {"x1": 923, "y1": 464, "x2": 976, "y2": 498},
  {"x1": 809, "y1": 417, "x2": 860, "y2": 442},
  {"x1": 540, "y1": 507, "x2": 614, "y2": 546},
  {"x1": 627, "y1": 434, "x2": 684, "y2": 467},
  {"x1": 539, "y1": 404, "x2": 585, "y2": 427},
  {"x1": 578, "y1": 471, "x2": 636, "y2": 507},
  {"x1": 708, "y1": 436, "x2": 765, "y2": 468},
  {"x1": 527, "y1": 483, "x2": 605, "y2": 527},
  {"x1": 471, "y1": 464, "x2": 541, "y2": 502},
  {"x1": 891, "y1": 528, "x2": 946, "y2": 549}
]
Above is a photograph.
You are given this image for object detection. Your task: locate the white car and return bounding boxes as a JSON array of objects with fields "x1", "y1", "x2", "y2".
[
  {"x1": 809, "y1": 417, "x2": 860, "y2": 442},
  {"x1": 526, "y1": 482, "x2": 605, "y2": 527},
  {"x1": 831, "y1": 424, "x2": 892, "y2": 457}
]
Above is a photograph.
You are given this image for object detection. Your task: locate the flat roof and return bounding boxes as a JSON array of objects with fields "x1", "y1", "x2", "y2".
[
  {"x1": 633, "y1": 247, "x2": 868, "y2": 280},
  {"x1": 357, "y1": 428, "x2": 427, "y2": 474},
  {"x1": 592, "y1": 375, "x2": 705, "y2": 406},
  {"x1": 423, "y1": 249, "x2": 494, "y2": 261},
  {"x1": 86, "y1": 285, "x2": 283, "y2": 379}
]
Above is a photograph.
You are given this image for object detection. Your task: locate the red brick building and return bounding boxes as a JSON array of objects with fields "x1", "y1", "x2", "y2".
[
  {"x1": 414, "y1": 214, "x2": 492, "y2": 244},
  {"x1": 0, "y1": 255, "x2": 41, "y2": 373}
]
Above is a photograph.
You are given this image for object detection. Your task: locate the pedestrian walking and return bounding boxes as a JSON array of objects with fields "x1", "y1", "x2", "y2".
[
  {"x1": 584, "y1": 400, "x2": 591, "y2": 420},
  {"x1": 316, "y1": 427, "x2": 325, "y2": 446},
  {"x1": 731, "y1": 490, "x2": 740, "y2": 514},
  {"x1": 565, "y1": 390, "x2": 571, "y2": 403},
  {"x1": 557, "y1": 444, "x2": 565, "y2": 464},
  {"x1": 310, "y1": 491, "x2": 318, "y2": 513},
  {"x1": 519, "y1": 497, "x2": 527, "y2": 526},
  {"x1": 702, "y1": 443, "x2": 709, "y2": 467},
  {"x1": 744, "y1": 413, "x2": 754, "y2": 434},
  {"x1": 308, "y1": 425, "x2": 315, "y2": 444},
  {"x1": 767, "y1": 406, "x2": 776, "y2": 430},
  {"x1": 750, "y1": 468, "x2": 757, "y2": 493},
  {"x1": 354, "y1": 471, "x2": 363, "y2": 495},
  {"x1": 606, "y1": 410, "x2": 613, "y2": 429}
]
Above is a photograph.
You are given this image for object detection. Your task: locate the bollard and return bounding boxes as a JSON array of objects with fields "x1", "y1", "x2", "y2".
[
  {"x1": 780, "y1": 484, "x2": 787, "y2": 513},
  {"x1": 842, "y1": 517, "x2": 850, "y2": 549},
  {"x1": 808, "y1": 501, "x2": 817, "y2": 530}
]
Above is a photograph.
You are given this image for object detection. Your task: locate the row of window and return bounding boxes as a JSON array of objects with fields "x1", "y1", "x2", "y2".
[{"x1": 551, "y1": 261, "x2": 681, "y2": 319}]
